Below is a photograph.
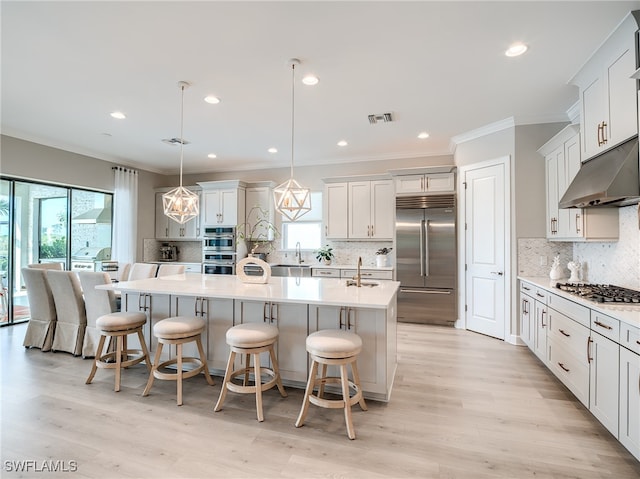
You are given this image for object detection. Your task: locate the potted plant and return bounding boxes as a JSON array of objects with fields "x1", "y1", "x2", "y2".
[
  {"x1": 236, "y1": 206, "x2": 280, "y2": 259},
  {"x1": 375, "y1": 247, "x2": 392, "y2": 267},
  {"x1": 315, "y1": 245, "x2": 334, "y2": 265}
]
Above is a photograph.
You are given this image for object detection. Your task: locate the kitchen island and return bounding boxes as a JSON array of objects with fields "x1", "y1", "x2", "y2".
[{"x1": 99, "y1": 274, "x2": 400, "y2": 401}]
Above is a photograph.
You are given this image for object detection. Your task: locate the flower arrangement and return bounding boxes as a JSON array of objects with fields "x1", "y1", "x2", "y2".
[
  {"x1": 376, "y1": 247, "x2": 392, "y2": 255},
  {"x1": 236, "y1": 206, "x2": 280, "y2": 255},
  {"x1": 315, "y1": 245, "x2": 334, "y2": 263}
]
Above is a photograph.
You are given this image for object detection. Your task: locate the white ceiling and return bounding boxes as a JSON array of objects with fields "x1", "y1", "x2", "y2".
[{"x1": 2, "y1": 1, "x2": 639, "y2": 175}]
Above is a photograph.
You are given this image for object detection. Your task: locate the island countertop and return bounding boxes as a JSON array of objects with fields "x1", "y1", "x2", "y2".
[{"x1": 100, "y1": 274, "x2": 400, "y2": 309}]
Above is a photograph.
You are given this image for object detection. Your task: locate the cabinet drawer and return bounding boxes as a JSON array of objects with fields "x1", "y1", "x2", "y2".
[
  {"x1": 548, "y1": 293, "x2": 590, "y2": 328},
  {"x1": 548, "y1": 309, "x2": 590, "y2": 360},
  {"x1": 548, "y1": 337, "x2": 590, "y2": 406},
  {"x1": 340, "y1": 269, "x2": 393, "y2": 280},
  {"x1": 312, "y1": 268, "x2": 340, "y2": 278},
  {"x1": 533, "y1": 287, "x2": 548, "y2": 304},
  {"x1": 591, "y1": 311, "x2": 620, "y2": 343},
  {"x1": 620, "y1": 323, "x2": 640, "y2": 355},
  {"x1": 520, "y1": 281, "x2": 535, "y2": 295}
]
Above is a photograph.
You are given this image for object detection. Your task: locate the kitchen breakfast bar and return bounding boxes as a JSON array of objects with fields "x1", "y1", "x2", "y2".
[{"x1": 98, "y1": 274, "x2": 400, "y2": 401}]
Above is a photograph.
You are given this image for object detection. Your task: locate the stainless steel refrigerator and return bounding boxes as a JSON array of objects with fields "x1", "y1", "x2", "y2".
[{"x1": 395, "y1": 195, "x2": 456, "y2": 325}]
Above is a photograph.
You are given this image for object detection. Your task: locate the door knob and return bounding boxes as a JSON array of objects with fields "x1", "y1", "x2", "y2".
[{"x1": 490, "y1": 271, "x2": 504, "y2": 276}]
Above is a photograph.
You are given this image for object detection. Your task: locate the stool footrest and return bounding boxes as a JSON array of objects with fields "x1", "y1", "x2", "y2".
[
  {"x1": 309, "y1": 376, "x2": 363, "y2": 409},
  {"x1": 96, "y1": 349, "x2": 147, "y2": 370},
  {"x1": 153, "y1": 358, "x2": 205, "y2": 381}
]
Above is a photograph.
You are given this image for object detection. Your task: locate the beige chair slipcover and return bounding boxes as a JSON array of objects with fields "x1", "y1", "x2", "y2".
[
  {"x1": 128, "y1": 263, "x2": 158, "y2": 281},
  {"x1": 47, "y1": 270, "x2": 87, "y2": 356},
  {"x1": 28, "y1": 262, "x2": 64, "y2": 270},
  {"x1": 77, "y1": 271, "x2": 117, "y2": 358},
  {"x1": 156, "y1": 264, "x2": 185, "y2": 277},
  {"x1": 22, "y1": 268, "x2": 57, "y2": 351},
  {"x1": 117, "y1": 262, "x2": 131, "y2": 282}
]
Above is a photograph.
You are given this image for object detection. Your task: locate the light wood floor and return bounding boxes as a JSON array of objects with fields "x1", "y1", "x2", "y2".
[{"x1": 1, "y1": 322, "x2": 639, "y2": 478}]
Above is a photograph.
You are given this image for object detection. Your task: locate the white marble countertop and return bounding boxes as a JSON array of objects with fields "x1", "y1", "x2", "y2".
[
  {"x1": 306, "y1": 264, "x2": 394, "y2": 271},
  {"x1": 518, "y1": 276, "x2": 640, "y2": 328},
  {"x1": 100, "y1": 273, "x2": 400, "y2": 309}
]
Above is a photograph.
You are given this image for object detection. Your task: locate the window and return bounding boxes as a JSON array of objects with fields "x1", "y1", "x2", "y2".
[{"x1": 281, "y1": 191, "x2": 322, "y2": 250}]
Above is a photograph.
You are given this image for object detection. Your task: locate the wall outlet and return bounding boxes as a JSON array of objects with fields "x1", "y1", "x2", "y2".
[{"x1": 539, "y1": 255, "x2": 547, "y2": 266}]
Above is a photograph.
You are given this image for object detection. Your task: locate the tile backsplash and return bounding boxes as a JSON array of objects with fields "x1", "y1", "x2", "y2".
[
  {"x1": 268, "y1": 240, "x2": 394, "y2": 268},
  {"x1": 518, "y1": 205, "x2": 639, "y2": 290}
]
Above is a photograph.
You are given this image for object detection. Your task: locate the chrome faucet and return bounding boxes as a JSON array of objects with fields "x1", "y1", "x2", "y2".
[
  {"x1": 355, "y1": 256, "x2": 362, "y2": 287},
  {"x1": 295, "y1": 241, "x2": 303, "y2": 264}
]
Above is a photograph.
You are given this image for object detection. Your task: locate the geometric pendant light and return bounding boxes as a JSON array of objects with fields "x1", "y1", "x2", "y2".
[
  {"x1": 163, "y1": 81, "x2": 199, "y2": 224},
  {"x1": 273, "y1": 59, "x2": 311, "y2": 221}
]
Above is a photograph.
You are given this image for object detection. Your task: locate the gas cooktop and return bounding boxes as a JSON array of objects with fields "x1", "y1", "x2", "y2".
[{"x1": 555, "y1": 283, "x2": 640, "y2": 304}]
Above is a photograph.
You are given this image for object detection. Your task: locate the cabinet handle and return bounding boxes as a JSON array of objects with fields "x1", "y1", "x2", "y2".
[
  {"x1": 339, "y1": 306, "x2": 346, "y2": 329},
  {"x1": 601, "y1": 121, "x2": 608, "y2": 145},
  {"x1": 194, "y1": 297, "x2": 200, "y2": 316},
  {"x1": 559, "y1": 329, "x2": 570, "y2": 337},
  {"x1": 636, "y1": 340, "x2": 640, "y2": 346},
  {"x1": 558, "y1": 362, "x2": 570, "y2": 373},
  {"x1": 165, "y1": 227, "x2": 169, "y2": 237},
  {"x1": 371, "y1": 224, "x2": 374, "y2": 237},
  {"x1": 421, "y1": 177, "x2": 425, "y2": 191},
  {"x1": 347, "y1": 308, "x2": 355, "y2": 330},
  {"x1": 270, "y1": 303, "x2": 278, "y2": 323},
  {"x1": 597, "y1": 122, "x2": 604, "y2": 146},
  {"x1": 263, "y1": 302, "x2": 269, "y2": 323},
  {"x1": 325, "y1": 225, "x2": 328, "y2": 236},
  {"x1": 575, "y1": 214, "x2": 580, "y2": 234},
  {"x1": 536, "y1": 292, "x2": 545, "y2": 298},
  {"x1": 425, "y1": 176, "x2": 429, "y2": 190},
  {"x1": 522, "y1": 299, "x2": 529, "y2": 315},
  {"x1": 587, "y1": 336, "x2": 593, "y2": 364},
  {"x1": 523, "y1": 286, "x2": 531, "y2": 291},
  {"x1": 541, "y1": 310, "x2": 546, "y2": 328},
  {"x1": 594, "y1": 320, "x2": 613, "y2": 331}
]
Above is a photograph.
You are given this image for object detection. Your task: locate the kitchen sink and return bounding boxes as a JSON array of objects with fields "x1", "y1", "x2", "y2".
[
  {"x1": 270, "y1": 264, "x2": 311, "y2": 277},
  {"x1": 345, "y1": 279, "x2": 379, "y2": 287}
]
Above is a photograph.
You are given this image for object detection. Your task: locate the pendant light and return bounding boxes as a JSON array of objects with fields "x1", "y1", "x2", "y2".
[
  {"x1": 163, "y1": 81, "x2": 199, "y2": 224},
  {"x1": 273, "y1": 58, "x2": 311, "y2": 221}
]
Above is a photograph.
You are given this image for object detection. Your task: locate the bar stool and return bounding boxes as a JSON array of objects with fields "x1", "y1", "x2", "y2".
[
  {"x1": 142, "y1": 316, "x2": 214, "y2": 406},
  {"x1": 214, "y1": 322, "x2": 287, "y2": 422},
  {"x1": 295, "y1": 329, "x2": 368, "y2": 440},
  {"x1": 85, "y1": 311, "x2": 151, "y2": 392}
]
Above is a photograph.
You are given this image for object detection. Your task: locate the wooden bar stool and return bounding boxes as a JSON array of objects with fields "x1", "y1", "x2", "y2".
[
  {"x1": 142, "y1": 316, "x2": 214, "y2": 406},
  {"x1": 86, "y1": 311, "x2": 151, "y2": 392},
  {"x1": 295, "y1": 329, "x2": 368, "y2": 439},
  {"x1": 214, "y1": 322, "x2": 287, "y2": 422}
]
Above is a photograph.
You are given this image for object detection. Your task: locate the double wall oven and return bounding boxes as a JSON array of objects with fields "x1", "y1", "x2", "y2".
[{"x1": 202, "y1": 226, "x2": 236, "y2": 275}]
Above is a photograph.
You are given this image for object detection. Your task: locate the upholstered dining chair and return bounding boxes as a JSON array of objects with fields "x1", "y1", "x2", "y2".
[
  {"x1": 77, "y1": 271, "x2": 117, "y2": 358},
  {"x1": 117, "y1": 262, "x2": 131, "y2": 282},
  {"x1": 128, "y1": 263, "x2": 158, "y2": 281},
  {"x1": 47, "y1": 270, "x2": 87, "y2": 356},
  {"x1": 28, "y1": 262, "x2": 64, "y2": 270},
  {"x1": 21, "y1": 267, "x2": 57, "y2": 351},
  {"x1": 156, "y1": 264, "x2": 185, "y2": 277}
]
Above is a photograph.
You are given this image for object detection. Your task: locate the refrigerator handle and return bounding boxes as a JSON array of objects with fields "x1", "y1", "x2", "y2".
[
  {"x1": 424, "y1": 219, "x2": 429, "y2": 277},
  {"x1": 419, "y1": 219, "x2": 425, "y2": 277}
]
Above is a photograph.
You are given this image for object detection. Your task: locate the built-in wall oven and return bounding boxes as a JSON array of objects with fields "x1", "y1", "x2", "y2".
[{"x1": 202, "y1": 226, "x2": 236, "y2": 275}]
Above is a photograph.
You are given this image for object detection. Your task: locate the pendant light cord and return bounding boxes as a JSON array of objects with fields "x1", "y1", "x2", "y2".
[
  {"x1": 290, "y1": 62, "x2": 295, "y2": 180},
  {"x1": 179, "y1": 83, "x2": 186, "y2": 187}
]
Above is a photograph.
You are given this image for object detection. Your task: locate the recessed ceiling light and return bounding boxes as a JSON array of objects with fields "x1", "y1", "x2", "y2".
[
  {"x1": 110, "y1": 111, "x2": 126, "y2": 119},
  {"x1": 207, "y1": 153, "x2": 217, "y2": 159},
  {"x1": 268, "y1": 147, "x2": 278, "y2": 154},
  {"x1": 505, "y1": 42, "x2": 528, "y2": 57},
  {"x1": 302, "y1": 75, "x2": 319, "y2": 86},
  {"x1": 204, "y1": 96, "x2": 221, "y2": 104},
  {"x1": 418, "y1": 132, "x2": 430, "y2": 139},
  {"x1": 337, "y1": 140, "x2": 348, "y2": 147}
]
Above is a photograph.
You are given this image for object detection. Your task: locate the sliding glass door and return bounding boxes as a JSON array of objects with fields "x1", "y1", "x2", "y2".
[{"x1": 0, "y1": 177, "x2": 112, "y2": 325}]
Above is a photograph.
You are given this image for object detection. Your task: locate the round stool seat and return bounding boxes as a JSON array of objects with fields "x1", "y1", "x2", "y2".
[
  {"x1": 306, "y1": 330, "x2": 362, "y2": 359},
  {"x1": 153, "y1": 316, "x2": 205, "y2": 339},
  {"x1": 96, "y1": 311, "x2": 147, "y2": 332},
  {"x1": 226, "y1": 323, "x2": 279, "y2": 348}
]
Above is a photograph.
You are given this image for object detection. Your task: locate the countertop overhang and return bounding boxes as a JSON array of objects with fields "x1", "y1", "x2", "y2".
[
  {"x1": 100, "y1": 274, "x2": 400, "y2": 309},
  {"x1": 518, "y1": 276, "x2": 640, "y2": 328}
]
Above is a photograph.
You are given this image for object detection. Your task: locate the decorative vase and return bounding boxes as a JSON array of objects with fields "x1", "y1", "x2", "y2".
[
  {"x1": 236, "y1": 239, "x2": 248, "y2": 259},
  {"x1": 323, "y1": 258, "x2": 332, "y2": 266},
  {"x1": 549, "y1": 263, "x2": 563, "y2": 281},
  {"x1": 376, "y1": 255, "x2": 387, "y2": 268}
]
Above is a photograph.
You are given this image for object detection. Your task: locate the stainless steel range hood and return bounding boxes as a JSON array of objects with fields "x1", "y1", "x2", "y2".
[{"x1": 559, "y1": 136, "x2": 639, "y2": 208}]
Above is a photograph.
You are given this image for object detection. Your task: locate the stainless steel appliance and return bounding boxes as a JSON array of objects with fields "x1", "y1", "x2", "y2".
[
  {"x1": 396, "y1": 195, "x2": 456, "y2": 325},
  {"x1": 70, "y1": 246, "x2": 111, "y2": 272},
  {"x1": 203, "y1": 226, "x2": 236, "y2": 274},
  {"x1": 159, "y1": 244, "x2": 178, "y2": 261}
]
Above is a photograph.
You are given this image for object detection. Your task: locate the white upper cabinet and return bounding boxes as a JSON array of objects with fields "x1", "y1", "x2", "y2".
[
  {"x1": 323, "y1": 176, "x2": 393, "y2": 240},
  {"x1": 198, "y1": 180, "x2": 246, "y2": 227},
  {"x1": 538, "y1": 125, "x2": 618, "y2": 241},
  {"x1": 571, "y1": 12, "x2": 639, "y2": 161},
  {"x1": 244, "y1": 182, "x2": 275, "y2": 241},
  {"x1": 154, "y1": 188, "x2": 201, "y2": 239},
  {"x1": 394, "y1": 172, "x2": 455, "y2": 195}
]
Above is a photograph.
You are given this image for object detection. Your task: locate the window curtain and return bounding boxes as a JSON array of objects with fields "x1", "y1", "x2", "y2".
[{"x1": 112, "y1": 167, "x2": 138, "y2": 264}]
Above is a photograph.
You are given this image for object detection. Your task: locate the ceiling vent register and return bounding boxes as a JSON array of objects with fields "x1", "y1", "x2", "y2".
[{"x1": 368, "y1": 113, "x2": 393, "y2": 124}]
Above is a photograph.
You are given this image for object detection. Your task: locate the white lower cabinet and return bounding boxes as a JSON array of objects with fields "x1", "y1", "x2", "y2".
[
  {"x1": 619, "y1": 345, "x2": 640, "y2": 461},
  {"x1": 532, "y1": 290, "x2": 548, "y2": 364},
  {"x1": 123, "y1": 292, "x2": 171, "y2": 356},
  {"x1": 173, "y1": 296, "x2": 234, "y2": 372},
  {"x1": 234, "y1": 300, "x2": 309, "y2": 382},
  {"x1": 309, "y1": 305, "x2": 387, "y2": 396},
  {"x1": 589, "y1": 331, "x2": 620, "y2": 437}
]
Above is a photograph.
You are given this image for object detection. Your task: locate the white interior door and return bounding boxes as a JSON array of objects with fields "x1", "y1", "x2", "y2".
[{"x1": 463, "y1": 160, "x2": 507, "y2": 340}]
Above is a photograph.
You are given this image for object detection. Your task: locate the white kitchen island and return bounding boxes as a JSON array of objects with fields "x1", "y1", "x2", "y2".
[{"x1": 99, "y1": 274, "x2": 400, "y2": 401}]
